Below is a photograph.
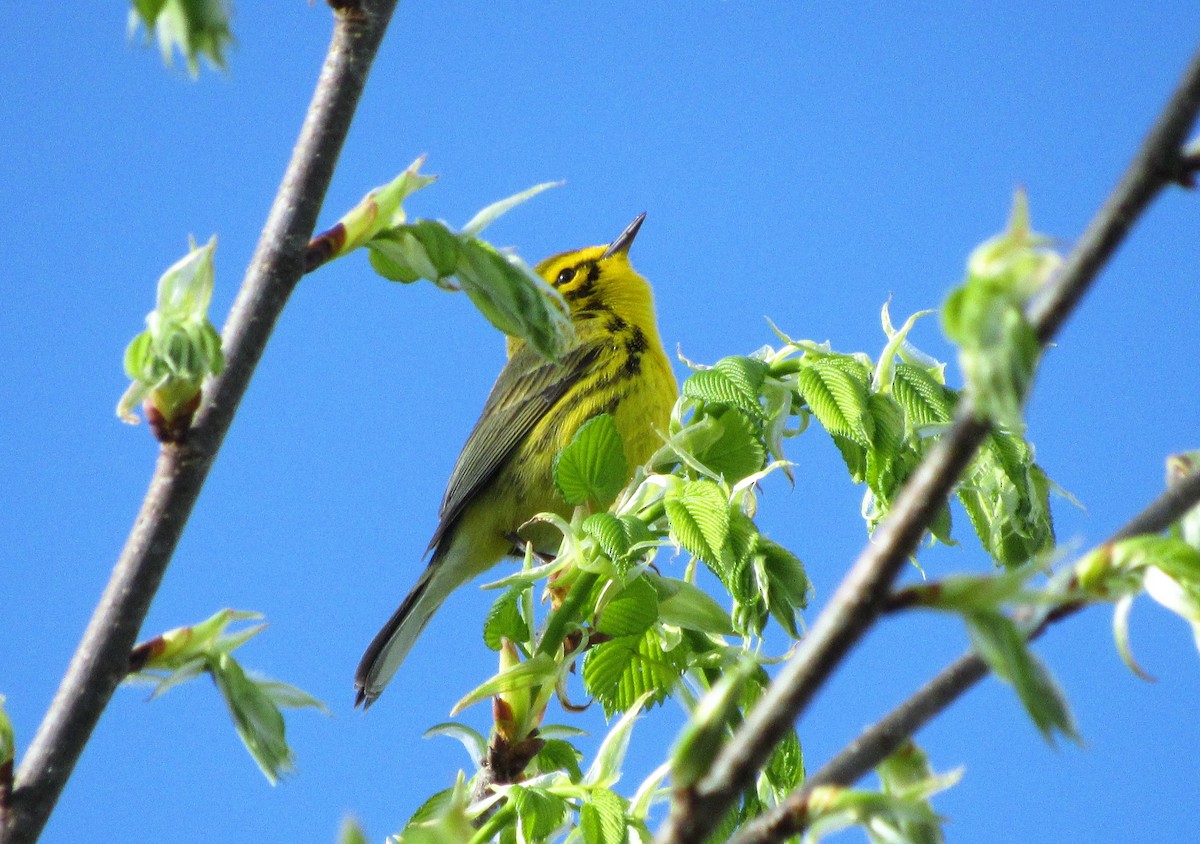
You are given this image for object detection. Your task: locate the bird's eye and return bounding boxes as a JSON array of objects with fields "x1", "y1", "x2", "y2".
[{"x1": 555, "y1": 267, "x2": 576, "y2": 286}]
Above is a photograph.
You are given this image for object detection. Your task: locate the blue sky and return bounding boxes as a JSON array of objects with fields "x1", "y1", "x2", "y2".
[{"x1": 3, "y1": 4, "x2": 1199, "y2": 843}]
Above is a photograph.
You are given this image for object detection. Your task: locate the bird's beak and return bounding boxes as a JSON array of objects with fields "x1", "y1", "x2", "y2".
[{"x1": 602, "y1": 213, "x2": 647, "y2": 259}]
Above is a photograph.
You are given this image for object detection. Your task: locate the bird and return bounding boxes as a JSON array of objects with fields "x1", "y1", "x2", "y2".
[{"x1": 354, "y1": 214, "x2": 678, "y2": 707}]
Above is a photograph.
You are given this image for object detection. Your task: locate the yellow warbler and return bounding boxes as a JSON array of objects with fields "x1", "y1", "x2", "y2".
[{"x1": 355, "y1": 215, "x2": 677, "y2": 707}]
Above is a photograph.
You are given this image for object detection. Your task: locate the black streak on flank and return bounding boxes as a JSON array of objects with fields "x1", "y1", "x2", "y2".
[
  {"x1": 624, "y1": 326, "x2": 648, "y2": 356},
  {"x1": 621, "y1": 326, "x2": 647, "y2": 378}
]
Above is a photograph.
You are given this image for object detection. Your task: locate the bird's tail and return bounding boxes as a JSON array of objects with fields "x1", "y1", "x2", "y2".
[{"x1": 354, "y1": 555, "x2": 451, "y2": 708}]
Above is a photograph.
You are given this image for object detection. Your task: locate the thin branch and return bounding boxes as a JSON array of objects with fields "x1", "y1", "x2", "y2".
[
  {"x1": 0, "y1": 4, "x2": 398, "y2": 842},
  {"x1": 730, "y1": 465, "x2": 1200, "y2": 844},
  {"x1": 654, "y1": 43, "x2": 1200, "y2": 844}
]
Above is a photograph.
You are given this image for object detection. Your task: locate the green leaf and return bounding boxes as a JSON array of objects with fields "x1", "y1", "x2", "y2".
[
  {"x1": 582, "y1": 629, "x2": 687, "y2": 717},
  {"x1": 423, "y1": 722, "x2": 488, "y2": 765},
  {"x1": 959, "y1": 435, "x2": 1055, "y2": 569},
  {"x1": 338, "y1": 817, "x2": 369, "y2": 844},
  {"x1": 533, "y1": 738, "x2": 583, "y2": 781},
  {"x1": 483, "y1": 587, "x2": 530, "y2": 651},
  {"x1": 509, "y1": 785, "x2": 568, "y2": 840},
  {"x1": 456, "y1": 237, "x2": 574, "y2": 361},
  {"x1": 128, "y1": 0, "x2": 234, "y2": 77},
  {"x1": 0, "y1": 694, "x2": 13, "y2": 770},
  {"x1": 208, "y1": 653, "x2": 295, "y2": 784},
  {"x1": 798, "y1": 357, "x2": 873, "y2": 446},
  {"x1": 760, "y1": 539, "x2": 810, "y2": 637},
  {"x1": 554, "y1": 414, "x2": 629, "y2": 509},
  {"x1": 586, "y1": 691, "x2": 656, "y2": 788},
  {"x1": 763, "y1": 728, "x2": 805, "y2": 797},
  {"x1": 691, "y1": 408, "x2": 766, "y2": 481},
  {"x1": 644, "y1": 572, "x2": 734, "y2": 635},
  {"x1": 665, "y1": 480, "x2": 730, "y2": 566},
  {"x1": 892, "y1": 363, "x2": 954, "y2": 427},
  {"x1": 596, "y1": 578, "x2": 659, "y2": 638},
  {"x1": 831, "y1": 433, "x2": 868, "y2": 483},
  {"x1": 583, "y1": 513, "x2": 655, "y2": 567},
  {"x1": 450, "y1": 653, "x2": 560, "y2": 716},
  {"x1": 964, "y1": 611, "x2": 1079, "y2": 744},
  {"x1": 671, "y1": 657, "x2": 756, "y2": 788},
  {"x1": 460, "y1": 181, "x2": 562, "y2": 237},
  {"x1": 682, "y1": 356, "x2": 768, "y2": 418},
  {"x1": 579, "y1": 788, "x2": 628, "y2": 844}
]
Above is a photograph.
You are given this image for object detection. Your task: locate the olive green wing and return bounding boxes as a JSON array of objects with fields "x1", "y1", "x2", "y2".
[{"x1": 426, "y1": 341, "x2": 603, "y2": 553}]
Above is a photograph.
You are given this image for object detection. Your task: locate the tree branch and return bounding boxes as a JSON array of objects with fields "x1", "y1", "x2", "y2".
[
  {"x1": 0, "y1": 4, "x2": 398, "y2": 841},
  {"x1": 654, "y1": 43, "x2": 1200, "y2": 844},
  {"x1": 729, "y1": 464, "x2": 1200, "y2": 844}
]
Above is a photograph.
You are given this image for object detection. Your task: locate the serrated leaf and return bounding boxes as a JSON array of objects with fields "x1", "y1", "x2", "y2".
[
  {"x1": 584, "y1": 513, "x2": 631, "y2": 560},
  {"x1": 597, "y1": 577, "x2": 659, "y2": 638},
  {"x1": 583, "y1": 513, "x2": 654, "y2": 568},
  {"x1": 682, "y1": 356, "x2": 768, "y2": 418},
  {"x1": 760, "y1": 539, "x2": 810, "y2": 637},
  {"x1": 644, "y1": 572, "x2": 734, "y2": 635},
  {"x1": 893, "y1": 363, "x2": 954, "y2": 427},
  {"x1": 831, "y1": 433, "x2": 868, "y2": 483},
  {"x1": 665, "y1": 480, "x2": 730, "y2": 566},
  {"x1": 510, "y1": 785, "x2": 568, "y2": 840},
  {"x1": 797, "y1": 358, "x2": 873, "y2": 446},
  {"x1": 964, "y1": 611, "x2": 1079, "y2": 744},
  {"x1": 866, "y1": 393, "x2": 905, "y2": 458},
  {"x1": 483, "y1": 587, "x2": 530, "y2": 651},
  {"x1": 582, "y1": 630, "x2": 686, "y2": 717},
  {"x1": 554, "y1": 414, "x2": 629, "y2": 508},
  {"x1": 580, "y1": 788, "x2": 628, "y2": 844}
]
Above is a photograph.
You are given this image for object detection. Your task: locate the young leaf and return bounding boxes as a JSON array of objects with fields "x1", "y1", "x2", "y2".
[
  {"x1": 483, "y1": 587, "x2": 530, "y2": 651},
  {"x1": 583, "y1": 513, "x2": 654, "y2": 567},
  {"x1": 690, "y1": 408, "x2": 766, "y2": 482},
  {"x1": 964, "y1": 611, "x2": 1079, "y2": 744},
  {"x1": 450, "y1": 653, "x2": 560, "y2": 716},
  {"x1": 508, "y1": 785, "x2": 568, "y2": 841},
  {"x1": 671, "y1": 657, "x2": 757, "y2": 788},
  {"x1": 208, "y1": 653, "x2": 295, "y2": 784},
  {"x1": 644, "y1": 572, "x2": 734, "y2": 635},
  {"x1": 582, "y1": 629, "x2": 687, "y2": 717},
  {"x1": 797, "y1": 358, "x2": 873, "y2": 446},
  {"x1": 460, "y1": 181, "x2": 562, "y2": 237},
  {"x1": 579, "y1": 788, "x2": 628, "y2": 844},
  {"x1": 596, "y1": 577, "x2": 659, "y2": 639},
  {"x1": 763, "y1": 728, "x2": 805, "y2": 797},
  {"x1": 423, "y1": 722, "x2": 488, "y2": 766},
  {"x1": 664, "y1": 480, "x2": 730, "y2": 566},
  {"x1": 682, "y1": 355, "x2": 769, "y2": 418},
  {"x1": 585, "y1": 691, "x2": 656, "y2": 788},
  {"x1": 533, "y1": 738, "x2": 584, "y2": 782},
  {"x1": 554, "y1": 414, "x2": 629, "y2": 509},
  {"x1": 892, "y1": 362, "x2": 955, "y2": 427}
]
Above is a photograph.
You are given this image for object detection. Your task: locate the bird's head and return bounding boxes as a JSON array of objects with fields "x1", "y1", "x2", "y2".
[{"x1": 532, "y1": 213, "x2": 656, "y2": 329}]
